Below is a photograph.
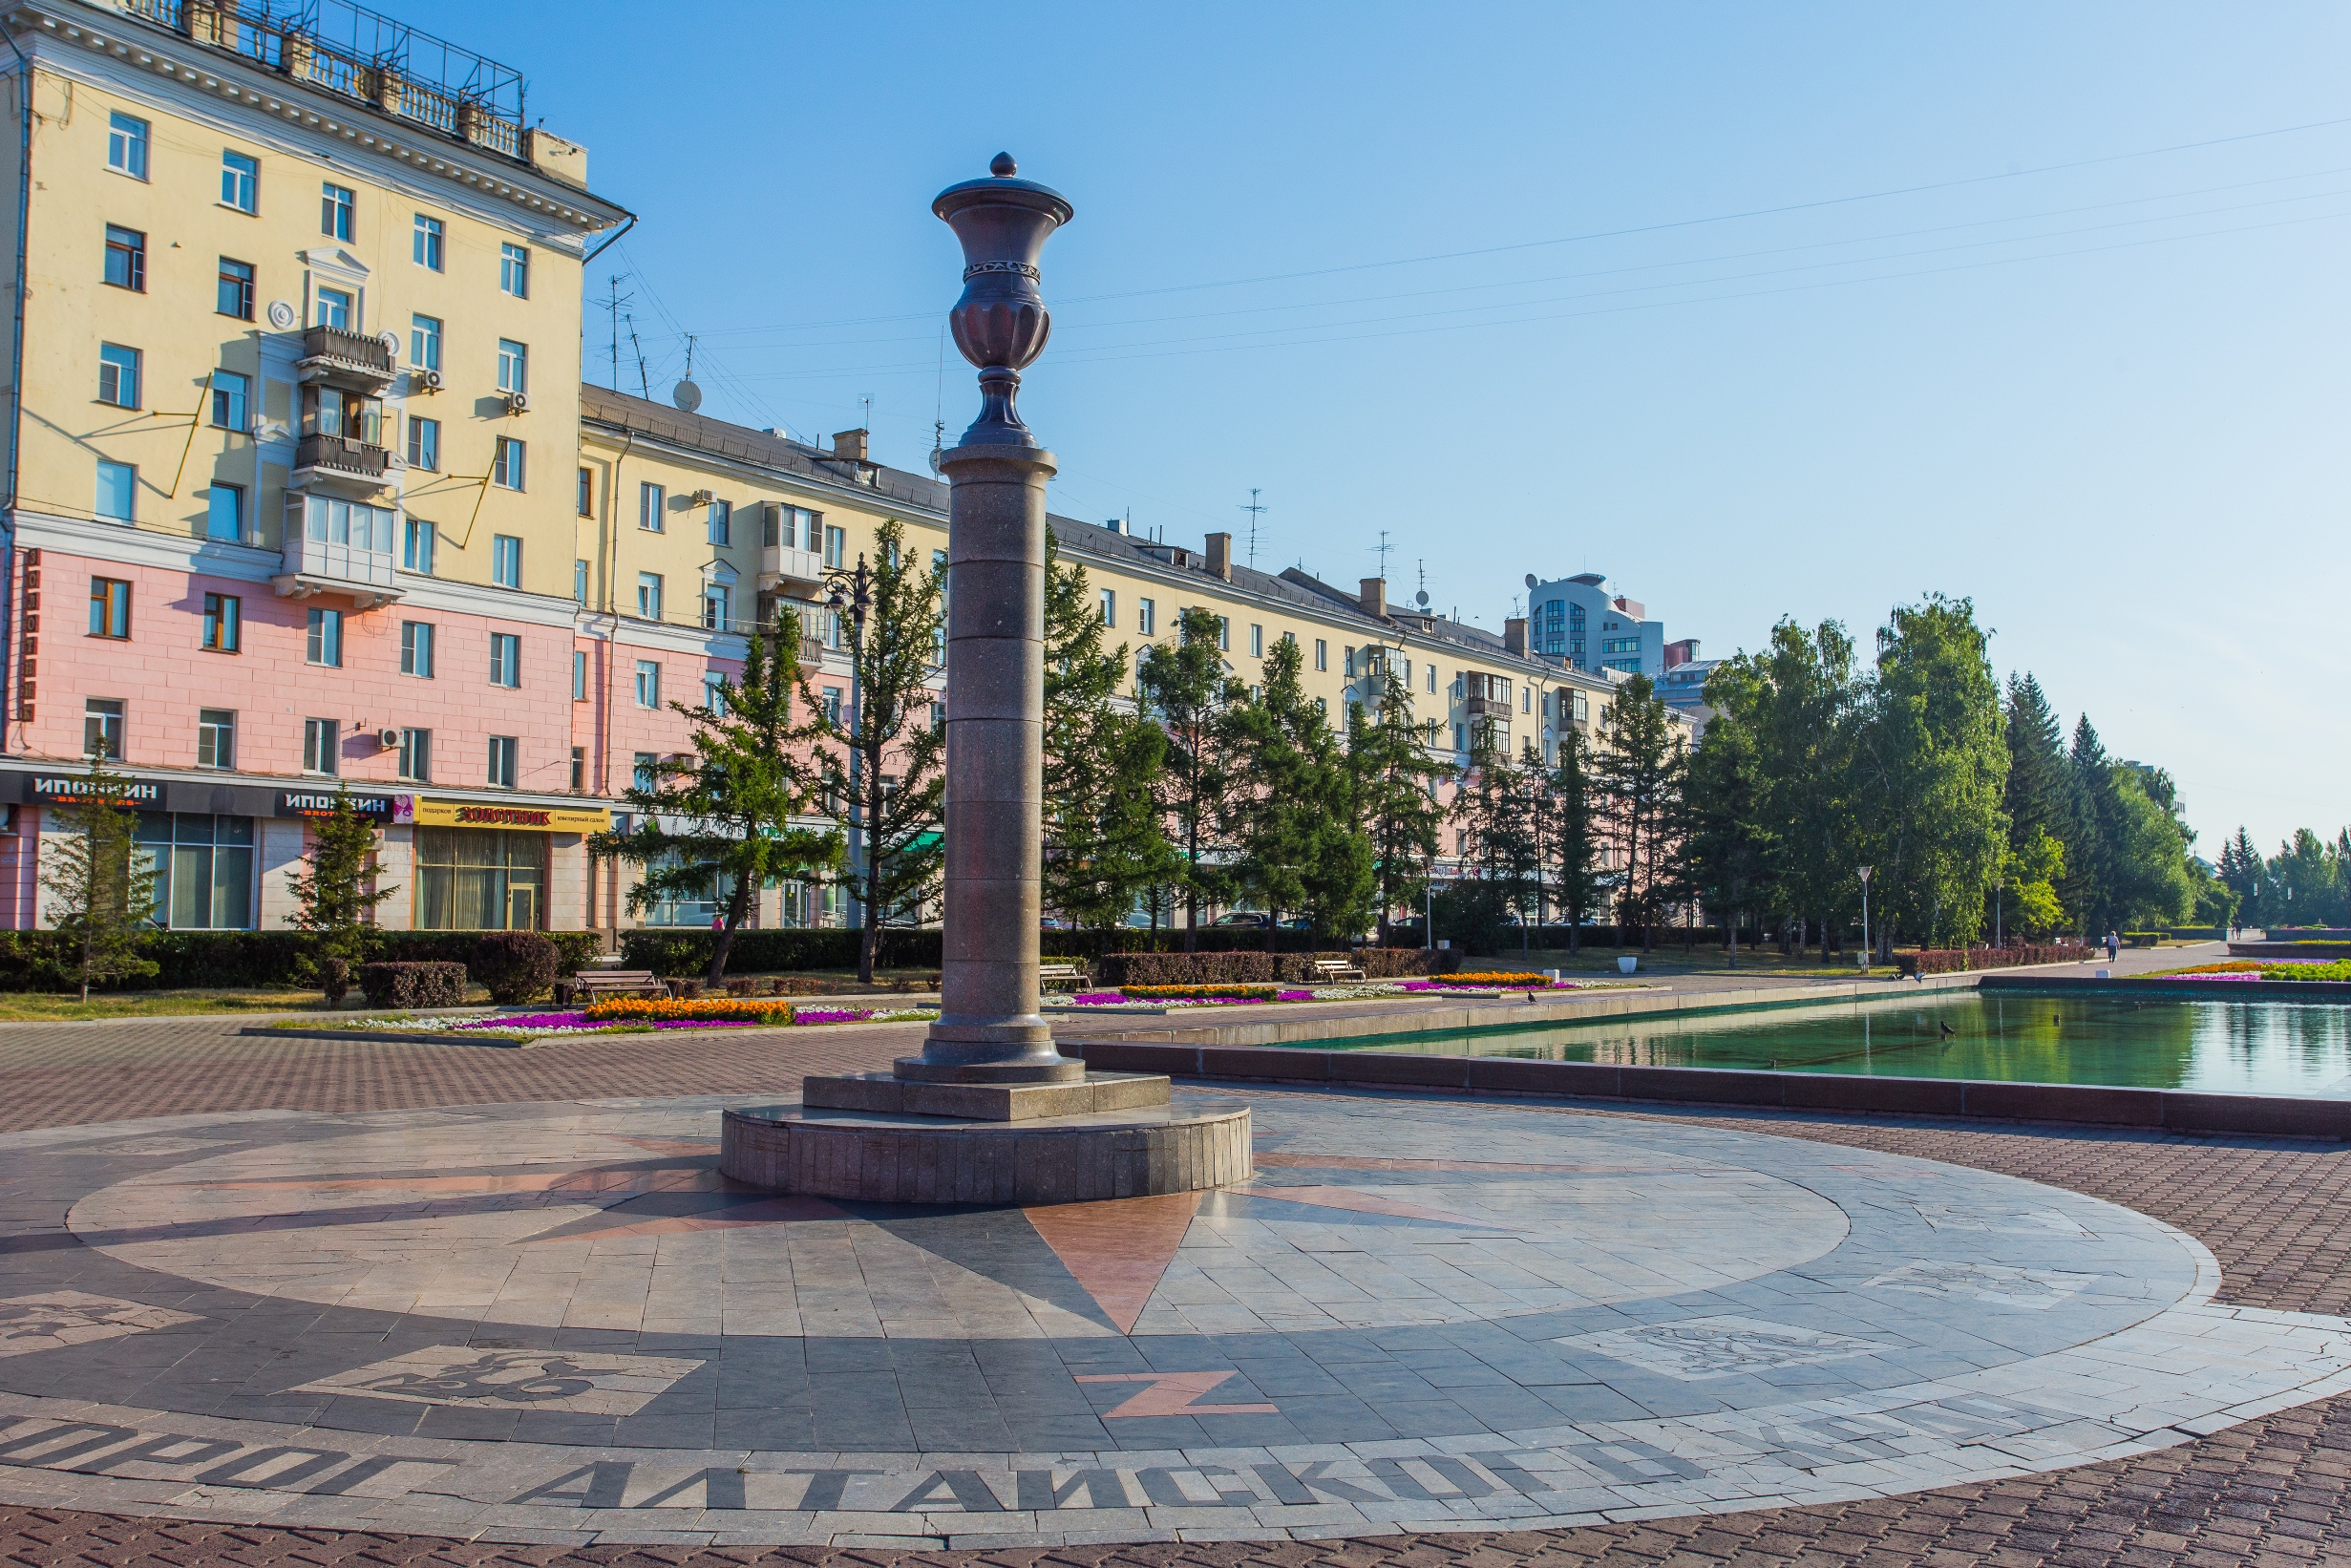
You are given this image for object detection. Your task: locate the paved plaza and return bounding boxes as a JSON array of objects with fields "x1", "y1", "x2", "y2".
[{"x1": 0, "y1": 1008, "x2": 2343, "y2": 1562}]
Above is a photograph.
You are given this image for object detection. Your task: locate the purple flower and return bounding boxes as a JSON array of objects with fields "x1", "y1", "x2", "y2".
[
  {"x1": 792, "y1": 1008, "x2": 875, "y2": 1025},
  {"x1": 455, "y1": 1011, "x2": 588, "y2": 1030},
  {"x1": 1071, "y1": 991, "x2": 1125, "y2": 1005}
]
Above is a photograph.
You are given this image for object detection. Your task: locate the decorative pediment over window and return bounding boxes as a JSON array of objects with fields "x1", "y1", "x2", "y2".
[
  {"x1": 300, "y1": 246, "x2": 371, "y2": 283},
  {"x1": 701, "y1": 559, "x2": 739, "y2": 586}
]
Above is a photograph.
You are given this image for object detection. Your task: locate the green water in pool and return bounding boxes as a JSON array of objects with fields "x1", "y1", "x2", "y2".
[{"x1": 1323, "y1": 992, "x2": 2351, "y2": 1097}]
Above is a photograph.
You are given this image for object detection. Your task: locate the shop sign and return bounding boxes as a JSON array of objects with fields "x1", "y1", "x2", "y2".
[
  {"x1": 26, "y1": 773, "x2": 161, "y2": 806},
  {"x1": 275, "y1": 791, "x2": 397, "y2": 820},
  {"x1": 409, "y1": 798, "x2": 611, "y2": 834}
]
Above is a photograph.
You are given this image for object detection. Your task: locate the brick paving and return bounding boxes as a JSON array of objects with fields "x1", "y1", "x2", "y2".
[{"x1": 0, "y1": 1013, "x2": 2345, "y2": 1563}]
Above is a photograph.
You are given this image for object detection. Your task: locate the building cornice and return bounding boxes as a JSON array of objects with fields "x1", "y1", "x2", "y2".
[{"x1": 11, "y1": 0, "x2": 629, "y2": 244}]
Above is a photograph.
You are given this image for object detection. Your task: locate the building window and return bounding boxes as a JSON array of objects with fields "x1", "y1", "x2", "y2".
[
  {"x1": 1314, "y1": 638, "x2": 1327, "y2": 671},
  {"x1": 414, "y1": 826, "x2": 543, "y2": 930},
  {"x1": 637, "y1": 572, "x2": 663, "y2": 620},
  {"x1": 634, "y1": 660, "x2": 660, "y2": 708},
  {"x1": 314, "y1": 286, "x2": 351, "y2": 329},
  {"x1": 703, "y1": 674, "x2": 728, "y2": 716},
  {"x1": 486, "y1": 735, "x2": 518, "y2": 790},
  {"x1": 1137, "y1": 598, "x2": 1155, "y2": 636},
  {"x1": 84, "y1": 699, "x2": 124, "y2": 759},
  {"x1": 703, "y1": 583, "x2": 730, "y2": 630},
  {"x1": 572, "y1": 647, "x2": 587, "y2": 701},
  {"x1": 402, "y1": 518, "x2": 437, "y2": 575},
  {"x1": 138, "y1": 813, "x2": 255, "y2": 930},
  {"x1": 1215, "y1": 617, "x2": 1229, "y2": 651},
  {"x1": 931, "y1": 700, "x2": 946, "y2": 733},
  {"x1": 633, "y1": 752, "x2": 658, "y2": 792},
  {"x1": 103, "y1": 225, "x2": 145, "y2": 291},
  {"x1": 496, "y1": 338, "x2": 527, "y2": 395},
  {"x1": 820, "y1": 687, "x2": 841, "y2": 725},
  {"x1": 639, "y1": 481, "x2": 665, "y2": 532},
  {"x1": 489, "y1": 631, "x2": 519, "y2": 688},
  {"x1": 1250, "y1": 624, "x2": 1263, "y2": 657},
  {"x1": 569, "y1": 747, "x2": 584, "y2": 794},
  {"x1": 306, "y1": 606, "x2": 343, "y2": 667},
  {"x1": 823, "y1": 524, "x2": 845, "y2": 567},
  {"x1": 107, "y1": 113, "x2": 148, "y2": 179},
  {"x1": 1345, "y1": 647, "x2": 1356, "y2": 678},
  {"x1": 88, "y1": 578, "x2": 131, "y2": 639},
  {"x1": 400, "y1": 620, "x2": 434, "y2": 677},
  {"x1": 413, "y1": 214, "x2": 444, "y2": 271},
  {"x1": 492, "y1": 437, "x2": 524, "y2": 490},
  {"x1": 201, "y1": 593, "x2": 239, "y2": 651},
  {"x1": 320, "y1": 181, "x2": 353, "y2": 240},
  {"x1": 576, "y1": 467, "x2": 592, "y2": 518},
  {"x1": 210, "y1": 370, "x2": 248, "y2": 431},
  {"x1": 1099, "y1": 588, "x2": 1115, "y2": 627},
  {"x1": 410, "y1": 313, "x2": 441, "y2": 371},
  {"x1": 573, "y1": 559, "x2": 588, "y2": 605},
  {"x1": 707, "y1": 498, "x2": 731, "y2": 545},
  {"x1": 398, "y1": 728, "x2": 431, "y2": 783},
  {"x1": 492, "y1": 534, "x2": 521, "y2": 587},
  {"x1": 499, "y1": 243, "x2": 529, "y2": 297},
  {"x1": 95, "y1": 458, "x2": 136, "y2": 522},
  {"x1": 220, "y1": 151, "x2": 258, "y2": 214},
  {"x1": 768, "y1": 504, "x2": 821, "y2": 549},
  {"x1": 97, "y1": 343, "x2": 140, "y2": 409},
  {"x1": 197, "y1": 709, "x2": 235, "y2": 770},
  {"x1": 1454, "y1": 723, "x2": 1466, "y2": 752},
  {"x1": 406, "y1": 414, "x2": 438, "y2": 472},
  {"x1": 303, "y1": 717, "x2": 338, "y2": 774},
  {"x1": 204, "y1": 483, "x2": 243, "y2": 542},
  {"x1": 217, "y1": 257, "x2": 254, "y2": 320}
]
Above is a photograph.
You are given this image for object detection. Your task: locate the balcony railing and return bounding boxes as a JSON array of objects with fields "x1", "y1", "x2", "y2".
[
  {"x1": 802, "y1": 636, "x2": 828, "y2": 667},
  {"x1": 1465, "y1": 696, "x2": 1514, "y2": 719},
  {"x1": 760, "y1": 543, "x2": 826, "y2": 592},
  {"x1": 296, "y1": 324, "x2": 395, "y2": 387},
  {"x1": 293, "y1": 433, "x2": 391, "y2": 491}
]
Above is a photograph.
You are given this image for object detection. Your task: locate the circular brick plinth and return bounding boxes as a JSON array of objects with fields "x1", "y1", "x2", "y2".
[{"x1": 720, "y1": 1101, "x2": 1251, "y2": 1204}]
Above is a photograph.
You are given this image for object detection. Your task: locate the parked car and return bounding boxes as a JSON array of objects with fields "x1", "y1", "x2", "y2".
[{"x1": 1212, "y1": 911, "x2": 1270, "y2": 928}]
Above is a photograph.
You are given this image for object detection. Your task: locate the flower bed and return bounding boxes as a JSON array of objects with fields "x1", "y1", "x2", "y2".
[
  {"x1": 1060, "y1": 976, "x2": 1586, "y2": 1007},
  {"x1": 2145, "y1": 959, "x2": 2351, "y2": 984},
  {"x1": 315, "y1": 1003, "x2": 937, "y2": 1038}
]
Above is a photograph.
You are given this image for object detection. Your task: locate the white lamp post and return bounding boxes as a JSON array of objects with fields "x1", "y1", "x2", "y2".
[{"x1": 1857, "y1": 865, "x2": 1874, "y2": 971}]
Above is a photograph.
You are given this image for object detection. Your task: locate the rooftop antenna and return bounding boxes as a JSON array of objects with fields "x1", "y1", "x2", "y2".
[
  {"x1": 1239, "y1": 488, "x2": 1267, "y2": 568},
  {"x1": 670, "y1": 332, "x2": 702, "y2": 413},
  {"x1": 597, "y1": 273, "x2": 633, "y2": 392},
  {"x1": 928, "y1": 328, "x2": 947, "y2": 476},
  {"x1": 625, "y1": 312, "x2": 649, "y2": 400},
  {"x1": 1370, "y1": 528, "x2": 1393, "y2": 581},
  {"x1": 859, "y1": 392, "x2": 874, "y2": 434}
]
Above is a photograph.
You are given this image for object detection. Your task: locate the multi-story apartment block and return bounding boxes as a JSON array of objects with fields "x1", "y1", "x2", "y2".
[{"x1": 0, "y1": 0, "x2": 628, "y2": 931}]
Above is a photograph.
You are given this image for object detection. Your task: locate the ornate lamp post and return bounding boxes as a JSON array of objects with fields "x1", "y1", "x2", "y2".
[
  {"x1": 1857, "y1": 865, "x2": 1874, "y2": 971},
  {"x1": 908, "y1": 153, "x2": 1077, "y2": 1084}
]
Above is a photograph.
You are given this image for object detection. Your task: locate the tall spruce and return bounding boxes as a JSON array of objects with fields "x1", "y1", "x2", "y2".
[
  {"x1": 1589, "y1": 673, "x2": 1684, "y2": 952},
  {"x1": 592, "y1": 607, "x2": 842, "y2": 984},
  {"x1": 1223, "y1": 635, "x2": 1374, "y2": 942},
  {"x1": 284, "y1": 787, "x2": 396, "y2": 1003},
  {"x1": 2002, "y1": 672, "x2": 2068, "y2": 858},
  {"x1": 1448, "y1": 726, "x2": 1540, "y2": 952},
  {"x1": 1137, "y1": 606, "x2": 1239, "y2": 950},
  {"x1": 1041, "y1": 529, "x2": 1178, "y2": 928},
  {"x1": 1345, "y1": 648, "x2": 1451, "y2": 943},
  {"x1": 2062, "y1": 715, "x2": 2115, "y2": 935},
  {"x1": 39, "y1": 762, "x2": 161, "y2": 1001},
  {"x1": 1546, "y1": 726, "x2": 1603, "y2": 951},
  {"x1": 806, "y1": 519, "x2": 945, "y2": 984},
  {"x1": 1683, "y1": 700, "x2": 1777, "y2": 966},
  {"x1": 2216, "y1": 827, "x2": 2262, "y2": 928}
]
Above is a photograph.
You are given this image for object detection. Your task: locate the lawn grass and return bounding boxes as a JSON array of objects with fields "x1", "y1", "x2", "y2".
[{"x1": 0, "y1": 988, "x2": 337, "y2": 1023}]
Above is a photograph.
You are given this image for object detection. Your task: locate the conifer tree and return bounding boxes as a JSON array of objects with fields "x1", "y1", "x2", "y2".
[
  {"x1": 1546, "y1": 726, "x2": 1603, "y2": 952},
  {"x1": 285, "y1": 787, "x2": 396, "y2": 1002},
  {"x1": 1589, "y1": 673, "x2": 1685, "y2": 952},
  {"x1": 593, "y1": 606, "x2": 842, "y2": 984},
  {"x1": 1683, "y1": 702, "x2": 1776, "y2": 965},
  {"x1": 1223, "y1": 635, "x2": 1373, "y2": 943},
  {"x1": 1138, "y1": 606, "x2": 1239, "y2": 950},
  {"x1": 39, "y1": 762, "x2": 160, "y2": 1001},
  {"x1": 2002, "y1": 672, "x2": 2068, "y2": 858},
  {"x1": 1345, "y1": 649, "x2": 1451, "y2": 943}
]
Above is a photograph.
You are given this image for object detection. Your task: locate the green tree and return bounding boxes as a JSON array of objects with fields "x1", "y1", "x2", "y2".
[
  {"x1": 2002, "y1": 673, "x2": 2069, "y2": 858},
  {"x1": 593, "y1": 608, "x2": 843, "y2": 984},
  {"x1": 1041, "y1": 529, "x2": 1178, "y2": 928},
  {"x1": 1448, "y1": 726, "x2": 1540, "y2": 952},
  {"x1": 807, "y1": 520, "x2": 946, "y2": 984},
  {"x1": 1545, "y1": 727, "x2": 1604, "y2": 951},
  {"x1": 1590, "y1": 673, "x2": 1685, "y2": 951},
  {"x1": 1345, "y1": 648, "x2": 1451, "y2": 943},
  {"x1": 1224, "y1": 635, "x2": 1374, "y2": 942},
  {"x1": 2000, "y1": 827, "x2": 2067, "y2": 942},
  {"x1": 2061, "y1": 715, "x2": 2115, "y2": 934},
  {"x1": 39, "y1": 762, "x2": 161, "y2": 1001},
  {"x1": 1138, "y1": 606, "x2": 1240, "y2": 949},
  {"x1": 1852, "y1": 596, "x2": 2009, "y2": 954},
  {"x1": 1683, "y1": 702, "x2": 1777, "y2": 965},
  {"x1": 2216, "y1": 826, "x2": 2262, "y2": 929},
  {"x1": 284, "y1": 787, "x2": 397, "y2": 1002}
]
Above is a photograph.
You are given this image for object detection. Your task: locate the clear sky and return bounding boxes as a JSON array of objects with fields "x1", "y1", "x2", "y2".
[{"x1": 402, "y1": 1, "x2": 2349, "y2": 857}]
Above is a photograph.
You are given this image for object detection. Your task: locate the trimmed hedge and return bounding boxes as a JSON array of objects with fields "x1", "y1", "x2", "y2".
[
  {"x1": 474, "y1": 932, "x2": 561, "y2": 1004},
  {"x1": 0, "y1": 929, "x2": 604, "y2": 994},
  {"x1": 1895, "y1": 943, "x2": 2090, "y2": 977},
  {"x1": 1097, "y1": 948, "x2": 1458, "y2": 986},
  {"x1": 357, "y1": 962, "x2": 470, "y2": 1009},
  {"x1": 619, "y1": 925, "x2": 1395, "y2": 977}
]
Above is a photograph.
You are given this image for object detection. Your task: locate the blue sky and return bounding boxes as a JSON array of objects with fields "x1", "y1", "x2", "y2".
[{"x1": 405, "y1": 2, "x2": 2348, "y2": 856}]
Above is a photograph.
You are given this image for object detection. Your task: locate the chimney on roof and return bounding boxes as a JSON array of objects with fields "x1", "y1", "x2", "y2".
[
  {"x1": 832, "y1": 429, "x2": 869, "y2": 462},
  {"x1": 1205, "y1": 532, "x2": 1233, "y2": 581},
  {"x1": 1359, "y1": 577, "x2": 1387, "y2": 619},
  {"x1": 1503, "y1": 618, "x2": 1527, "y2": 656}
]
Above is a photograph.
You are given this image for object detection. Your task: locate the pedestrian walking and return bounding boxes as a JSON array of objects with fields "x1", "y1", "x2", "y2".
[{"x1": 2105, "y1": 929, "x2": 2119, "y2": 964}]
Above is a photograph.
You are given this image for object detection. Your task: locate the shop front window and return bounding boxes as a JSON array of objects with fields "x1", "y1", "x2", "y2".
[
  {"x1": 646, "y1": 851, "x2": 734, "y2": 927},
  {"x1": 413, "y1": 827, "x2": 545, "y2": 930},
  {"x1": 135, "y1": 813, "x2": 255, "y2": 929}
]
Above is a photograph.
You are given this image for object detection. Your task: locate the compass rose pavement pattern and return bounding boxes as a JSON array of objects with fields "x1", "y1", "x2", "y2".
[{"x1": 0, "y1": 1089, "x2": 2344, "y2": 1547}]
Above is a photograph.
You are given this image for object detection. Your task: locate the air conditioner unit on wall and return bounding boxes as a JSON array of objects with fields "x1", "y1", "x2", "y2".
[
  {"x1": 689, "y1": 489, "x2": 715, "y2": 505},
  {"x1": 417, "y1": 368, "x2": 442, "y2": 392},
  {"x1": 376, "y1": 728, "x2": 400, "y2": 749},
  {"x1": 505, "y1": 390, "x2": 530, "y2": 414}
]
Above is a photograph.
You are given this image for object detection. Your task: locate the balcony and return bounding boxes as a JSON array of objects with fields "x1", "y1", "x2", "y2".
[
  {"x1": 760, "y1": 543, "x2": 826, "y2": 594},
  {"x1": 274, "y1": 502, "x2": 403, "y2": 610},
  {"x1": 295, "y1": 325, "x2": 396, "y2": 392},
  {"x1": 1465, "y1": 696, "x2": 1514, "y2": 719},
  {"x1": 801, "y1": 635, "x2": 828, "y2": 668},
  {"x1": 292, "y1": 432, "x2": 393, "y2": 497}
]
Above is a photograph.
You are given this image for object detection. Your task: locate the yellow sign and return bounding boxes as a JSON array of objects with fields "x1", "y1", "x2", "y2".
[{"x1": 408, "y1": 798, "x2": 611, "y2": 834}]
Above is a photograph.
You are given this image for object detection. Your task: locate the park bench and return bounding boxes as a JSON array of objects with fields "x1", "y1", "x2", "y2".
[
  {"x1": 1039, "y1": 962, "x2": 1090, "y2": 990},
  {"x1": 1310, "y1": 959, "x2": 1367, "y2": 984},
  {"x1": 556, "y1": 968, "x2": 672, "y2": 1006}
]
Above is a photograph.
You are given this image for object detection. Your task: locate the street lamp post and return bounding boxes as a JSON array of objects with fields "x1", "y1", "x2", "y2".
[
  {"x1": 1993, "y1": 871, "x2": 2003, "y2": 950},
  {"x1": 1857, "y1": 865, "x2": 1874, "y2": 972},
  {"x1": 822, "y1": 557, "x2": 871, "y2": 930}
]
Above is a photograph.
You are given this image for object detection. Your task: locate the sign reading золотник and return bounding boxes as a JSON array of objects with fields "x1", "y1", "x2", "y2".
[{"x1": 403, "y1": 798, "x2": 610, "y2": 833}]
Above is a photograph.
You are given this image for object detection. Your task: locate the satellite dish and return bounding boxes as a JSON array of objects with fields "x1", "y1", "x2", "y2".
[
  {"x1": 670, "y1": 377, "x2": 702, "y2": 413},
  {"x1": 1525, "y1": 572, "x2": 1538, "y2": 589},
  {"x1": 1415, "y1": 589, "x2": 1430, "y2": 607}
]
